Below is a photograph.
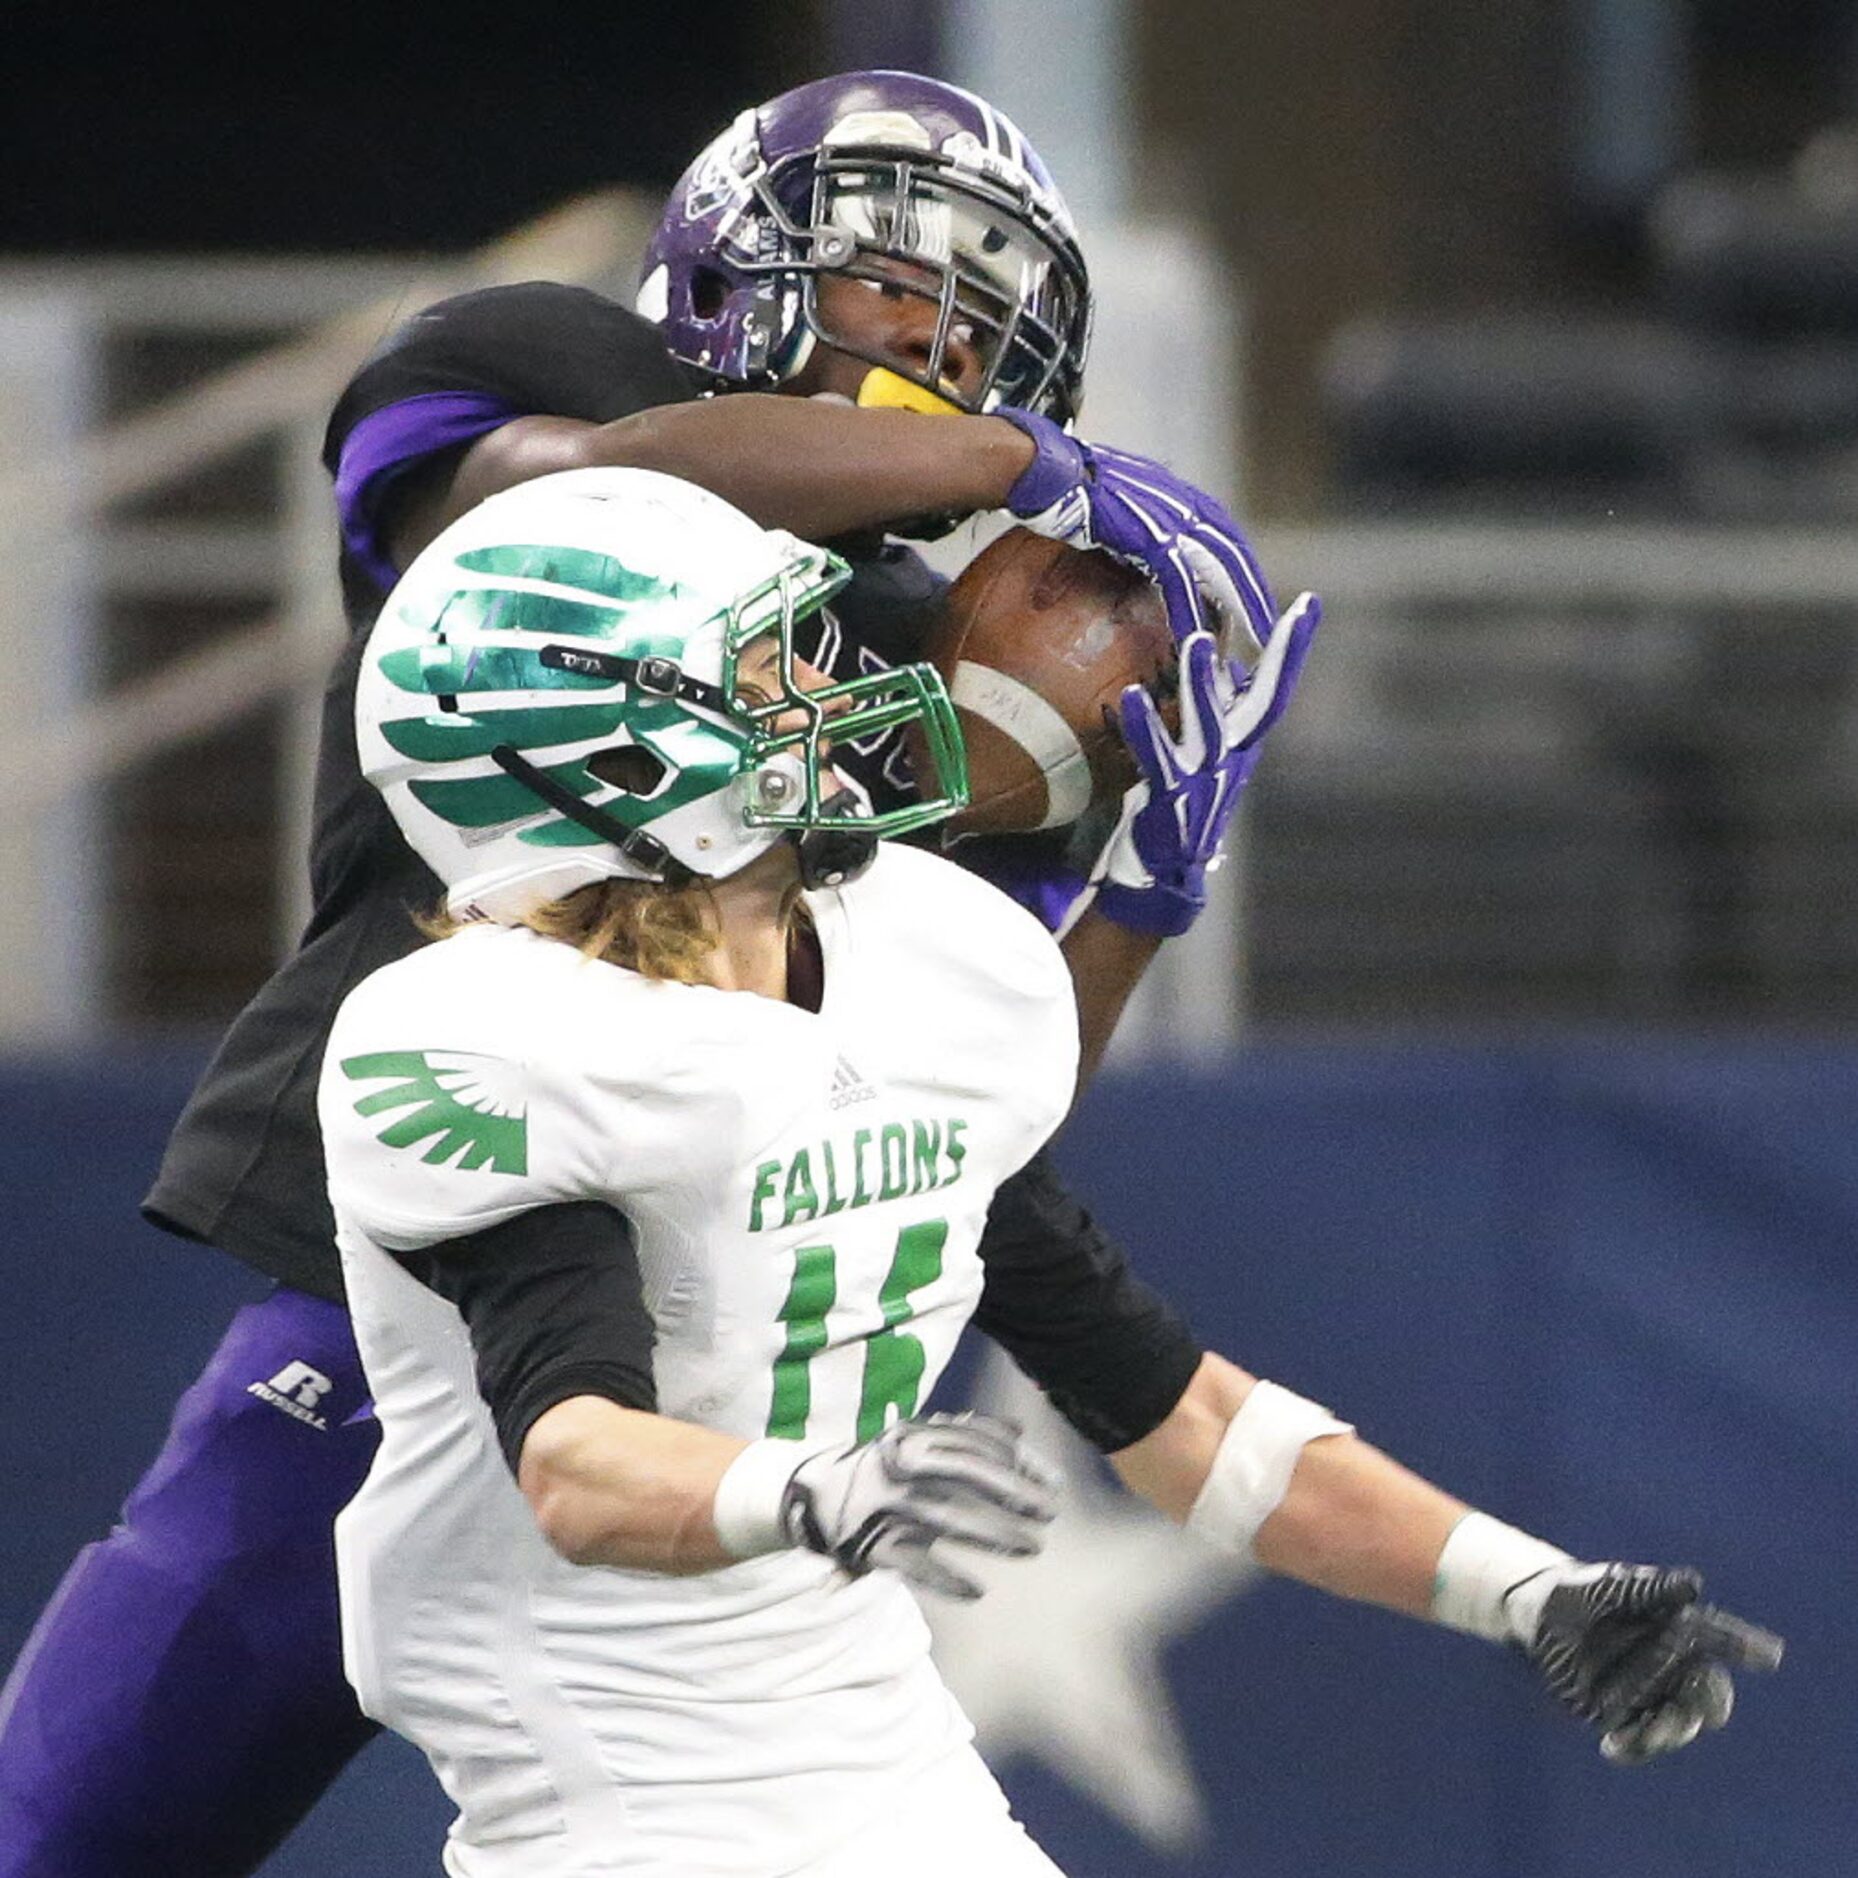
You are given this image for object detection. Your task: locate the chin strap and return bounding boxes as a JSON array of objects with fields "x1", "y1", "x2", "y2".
[
  {"x1": 537, "y1": 643, "x2": 728, "y2": 715},
  {"x1": 491, "y1": 741, "x2": 876, "y2": 891},
  {"x1": 792, "y1": 818, "x2": 877, "y2": 890},
  {"x1": 791, "y1": 791, "x2": 879, "y2": 889},
  {"x1": 486, "y1": 745, "x2": 687, "y2": 884}
]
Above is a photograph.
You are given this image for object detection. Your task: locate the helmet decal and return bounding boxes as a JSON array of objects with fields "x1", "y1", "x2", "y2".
[
  {"x1": 820, "y1": 110, "x2": 935, "y2": 152},
  {"x1": 682, "y1": 107, "x2": 763, "y2": 223},
  {"x1": 451, "y1": 542, "x2": 680, "y2": 599},
  {"x1": 378, "y1": 702, "x2": 631, "y2": 764}
]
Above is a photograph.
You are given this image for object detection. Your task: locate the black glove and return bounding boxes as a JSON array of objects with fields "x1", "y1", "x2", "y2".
[{"x1": 1520, "y1": 1562, "x2": 1783, "y2": 1764}]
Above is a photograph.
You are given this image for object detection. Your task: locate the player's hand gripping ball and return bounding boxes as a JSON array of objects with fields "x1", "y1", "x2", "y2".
[
  {"x1": 993, "y1": 405, "x2": 1276, "y2": 653},
  {"x1": 907, "y1": 527, "x2": 1179, "y2": 839}
]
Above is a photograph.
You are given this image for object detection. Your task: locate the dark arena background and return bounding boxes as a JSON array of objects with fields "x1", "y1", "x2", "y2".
[{"x1": 2, "y1": 2, "x2": 1854, "y2": 1873}]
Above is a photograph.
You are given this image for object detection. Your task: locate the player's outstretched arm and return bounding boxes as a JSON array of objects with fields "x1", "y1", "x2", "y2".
[
  {"x1": 1112, "y1": 1353, "x2": 1782, "y2": 1763},
  {"x1": 1069, "y1": 592, "x2": 1321, "y2": 945},
  {"x1": 520, "y1": 1399, "x2": 1058, "y2": 1598},
  {"x1": 1058, "y1": 915, "x2": 1165, "y2": 1090},
  {"x1": 1054, "y1": 594, "x2": 1321, "y2": 1081},
  {"x1": 393, "y1": 398, "x2": 1038, "y2": 569}
]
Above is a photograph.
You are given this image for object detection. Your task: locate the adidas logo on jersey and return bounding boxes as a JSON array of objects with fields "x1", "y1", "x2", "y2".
[
  {"x1": 829, "y1": 1055, "x2": 876, "y2": 1110},
  {"x1": 247, "y1": 1359, "x2": 334, "y2": 1431}
]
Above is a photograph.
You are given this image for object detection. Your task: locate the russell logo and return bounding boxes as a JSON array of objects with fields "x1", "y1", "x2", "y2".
[{"x1": 247, "y1": 1360, "x2": 335, "y2": 1431}]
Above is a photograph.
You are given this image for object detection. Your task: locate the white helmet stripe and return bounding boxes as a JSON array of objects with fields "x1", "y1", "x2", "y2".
[{"x1": 1004, "y1": 111, "x2": 1028, "y2": 171}]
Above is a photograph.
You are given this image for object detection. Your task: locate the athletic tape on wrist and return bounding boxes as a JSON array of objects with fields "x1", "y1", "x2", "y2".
[
  {"x1": 1185, "y1": 1379, "x2": 1353, "y2": 1556},
  {"x1": 1430, "y1": 1510, "x2": 1572, "y2": 1643},
  {"x1": 711, "y1": 1438, "x2": 823, "y2": 1559}
]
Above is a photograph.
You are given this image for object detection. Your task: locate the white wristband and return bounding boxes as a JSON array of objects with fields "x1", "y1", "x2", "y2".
[
  {"x1": 1185, "y1": 1379, "x2": 1354, "y2": 1557},
  {"x1": 1430, "y1": 1510, "x2": 1572, "y2": 1643},
  {"x1": 710, "y1": 1438, "x2": 823, "y2": 1559}
]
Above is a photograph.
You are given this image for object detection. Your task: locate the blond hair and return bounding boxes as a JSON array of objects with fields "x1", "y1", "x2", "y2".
[{"x1": 424, "y1": 876, "x2": 720, "y2": 983}]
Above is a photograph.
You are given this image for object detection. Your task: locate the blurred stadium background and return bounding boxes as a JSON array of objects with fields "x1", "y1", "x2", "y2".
[{"x1": 2, "y1": 1, "x2": 1854, "y2": 1872}]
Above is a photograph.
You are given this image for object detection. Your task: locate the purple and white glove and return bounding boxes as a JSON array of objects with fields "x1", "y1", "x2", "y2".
[
  {"x1": 995, "y1": 406, "x2": 1275, "y2": 658},
  {"x1": 1067, "y1": 592, "x2": 1320, "y2": 938}
]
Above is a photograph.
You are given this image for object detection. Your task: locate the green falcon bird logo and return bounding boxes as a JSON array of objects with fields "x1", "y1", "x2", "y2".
[{"x1": 341, "y1": 1049, "x2": 529, "y2": 1174}]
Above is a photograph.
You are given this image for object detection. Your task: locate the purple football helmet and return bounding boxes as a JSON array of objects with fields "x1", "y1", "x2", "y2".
[{"x1": 639, "y1": 71, "x2": 1092, "y2": 423}]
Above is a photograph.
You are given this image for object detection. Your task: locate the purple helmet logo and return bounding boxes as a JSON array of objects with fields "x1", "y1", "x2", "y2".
[{"x1": 639, "y1": 71, "x2": 1092, "y2": 424}]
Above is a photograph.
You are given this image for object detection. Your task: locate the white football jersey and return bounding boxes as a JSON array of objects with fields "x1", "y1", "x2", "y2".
[{"x1": 320, "y1": 842, "x2": 1078, "y2": 1878}]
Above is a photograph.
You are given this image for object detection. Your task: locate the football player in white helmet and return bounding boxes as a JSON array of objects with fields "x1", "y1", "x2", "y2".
[
  {"x1": 357, "y1": 465, "x2": 966, "y2": 915},
  {"x1": 319, "y1": 472, "x2": 1779, "y2": 1877}
]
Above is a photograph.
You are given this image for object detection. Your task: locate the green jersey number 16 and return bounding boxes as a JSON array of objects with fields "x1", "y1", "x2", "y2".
[{"x1": 768, "y1": 1220, "x2": 948, "y2": 1442}]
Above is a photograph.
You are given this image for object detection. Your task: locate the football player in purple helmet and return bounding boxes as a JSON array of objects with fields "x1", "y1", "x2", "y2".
[{"x1": 637, "y1": 72, "x2": 1092, "y2": 424}]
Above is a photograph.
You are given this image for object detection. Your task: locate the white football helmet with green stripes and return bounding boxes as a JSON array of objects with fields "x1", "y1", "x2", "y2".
[{"x1": 357, "y1": 467, "x2": 967, "y2": 921}]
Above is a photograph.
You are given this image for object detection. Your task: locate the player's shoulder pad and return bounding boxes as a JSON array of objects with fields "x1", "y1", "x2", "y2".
[
  {"x1": 324, "y1": 281, "x2": 696, "y2": 477},
  {"x1": 319, "y1": 925, "x2": 654, "y2": 1251},
  {"x1": 846, "y1": 841, "x2": 1074, "y2": 1006},
  {"x1": 362, "y1": 282, "x2": 658, "y2": 375},
  {"x1": 841, "y1": 843, "x2": 1080, "y2": 1147}
]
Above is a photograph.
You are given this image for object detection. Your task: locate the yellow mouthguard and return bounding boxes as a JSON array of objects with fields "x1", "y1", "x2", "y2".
[{"x1": 855, "y1": 367, "x2": 962, "y2": 417}]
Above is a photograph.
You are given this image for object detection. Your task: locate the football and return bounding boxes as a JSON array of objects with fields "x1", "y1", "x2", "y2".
[{"x1": 908, "y1": 527, "x2": 1176, "y2": 838}]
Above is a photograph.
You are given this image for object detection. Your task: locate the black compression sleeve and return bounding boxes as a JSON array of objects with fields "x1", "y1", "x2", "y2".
[
  {"x1": 391, "y1": 1200, "x2": 655, "y2": 1474},
  {"x1": 972, "y1": 1147, "x2": 1202, "y2": 1451}
]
